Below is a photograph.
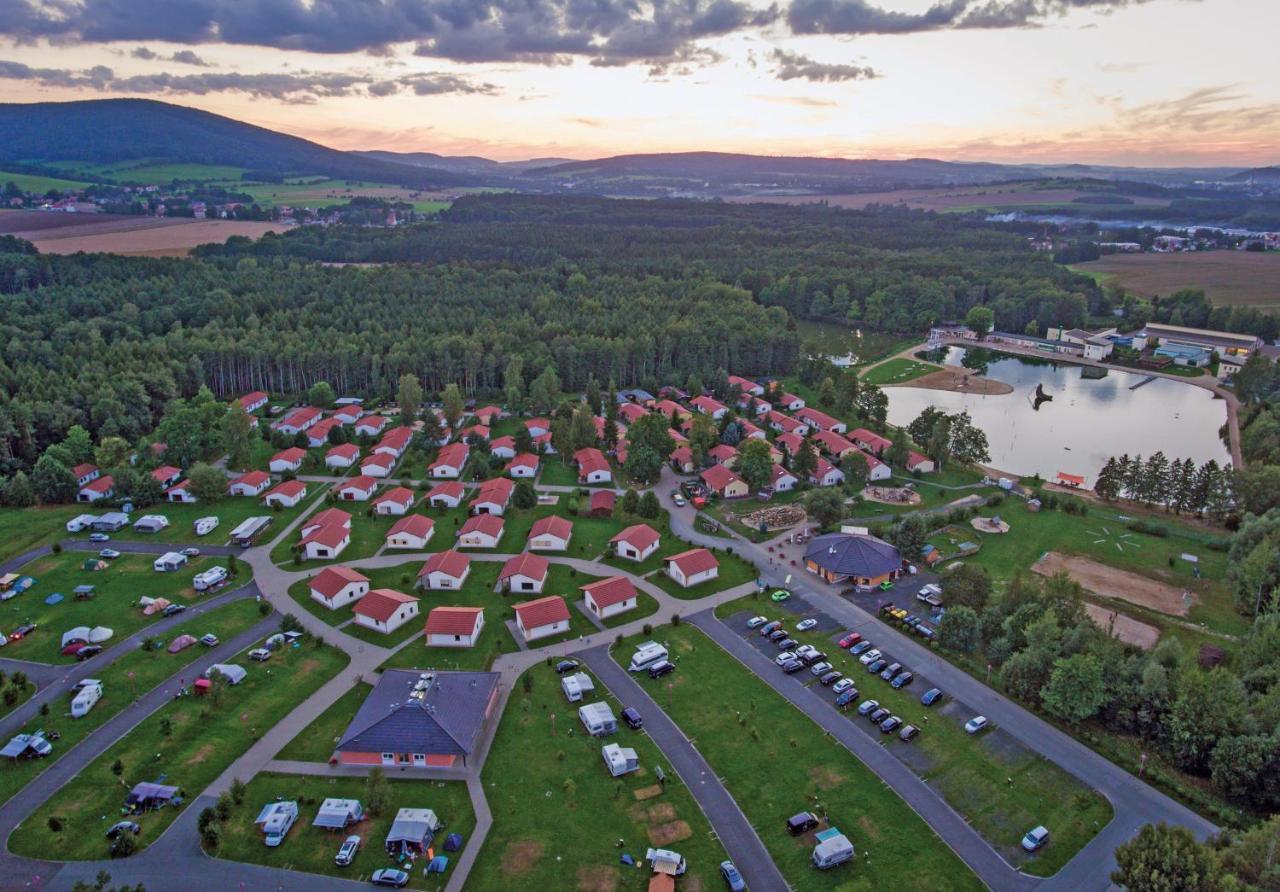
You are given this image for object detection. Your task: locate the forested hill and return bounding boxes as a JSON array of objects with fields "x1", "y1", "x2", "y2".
[{"x1": 0, "y1": 98, "x2": 474, "y2": 187}]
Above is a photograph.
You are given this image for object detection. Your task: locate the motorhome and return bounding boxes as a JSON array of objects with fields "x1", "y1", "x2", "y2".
[
  {"x1": 66, "y1": 514, "x2": 98, "y2": 533},
  {"x1": 71, "y1": 681, "x2": 103, "y2": 718},
  {"x1": 193, "y1": 566, "x2": 229, "y2": 591},
  {"x1": 628, "y1": 641, "x2": 669, "y2": 673},
  {"x1": 256, "y1": 800, "x2": 299, "y2": 847},
  {"x1": 193, "y1": 516, "x2": 219, "y2": 536},
  {"x1": 812, "y1": 828, "x2": 855, "y2": 869}
]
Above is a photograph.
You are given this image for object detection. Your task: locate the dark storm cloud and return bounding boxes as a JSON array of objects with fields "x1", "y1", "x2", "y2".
[
  {"x1": 0, "y1": 59, "x2": 496, "y2": 101},
  {"x1": 131, "y1": 45, "x2": 212, "y2": 66},
  {"x1": 770, "y1": 48, "x2": 876, "y2": 81}
]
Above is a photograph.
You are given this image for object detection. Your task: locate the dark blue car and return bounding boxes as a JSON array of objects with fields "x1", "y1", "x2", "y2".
[{"x1": 921, "y1": 687, "x2": 944, "y2": 706}]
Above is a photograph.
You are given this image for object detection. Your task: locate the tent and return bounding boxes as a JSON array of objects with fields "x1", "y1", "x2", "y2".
[
  {"x1": 81, "y1": 559, "x2": 107, "y2": 571},
  {"x1": 73, "y1": 585, "x2": 95, "y2": 600},
  {"x1": 43, "y1": 593, "x2": 64, "y2": 606},
  {"x1": 426, "y1": 855, "x2": 449, "y2": 874},
  {"x1": 141, "y1": 597, "x2": 171, "y2": 616},
  {"x1": 126, "y1": 782, "x2": 179, "y2": 811},
  {"x1": 89, "y1": 626, "x2": 113, "y2": 643},
  {"x1": 61, "y1": 626, "x2": 91, "y2": 648},
  {"x1": 385, "y1": 808, "x2": 441, "y2": 855},
  {"x1": 313, "y1": 798, "x2": 364, "y2": 830},
  {"x1": 167, "y1": 634, "x2": 197, "y2": 654},
  {"x1": 206, "y1": 664, "x2": 246, "y2": 685},
  {"x1": 442, "y1": 833, "x2": 463, "y2": 852}
]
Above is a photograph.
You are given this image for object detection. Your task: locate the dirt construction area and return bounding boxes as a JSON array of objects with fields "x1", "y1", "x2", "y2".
[
  {"x1": 1085, "y1": 603, "x2": 1161, "y2": 650},
  {"x1": 894, "y1": 366, "x2": 1014, "y2": 396},
  {"x1": 1033, "y1": 551, "x2": 1193, "y2": 616}
]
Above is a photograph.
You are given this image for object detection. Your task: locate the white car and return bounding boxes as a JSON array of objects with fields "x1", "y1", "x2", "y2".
[
  {"x1": 832, "y1": 678, "x2": 855, "y2": 694},
  {"x1": 181, "y1": 547, "x2": 200, "y2": 557},
  {"x1": 794, "y1": 644, "x2": 818, "y2": 659},
  {"x1": 248, "y1": 648, "x2": 271, "y2": 662},
  {"x1": 796, "y1": 619, "x2": 818, "y2": 632},
  {"x1": 88, "y1": 533, "x2": 110, "y2": 542},
  {"x1": 1021, "y1": 826, "x2": 1049, "y2": 852},
  {"x1": 335, "y1": 834, "x2": 361, "y2": 866},
  {"x1": 809, "y1": 661, "x2": 832, "y2": 676},
  {"x1": 746, "y1": 616, "x2": 768, "y2": 629},
  {"x1": 775, "y1": 651, "x2": 798, "y2": 666},
  {"x1": 858, "y1": 648, "x2": 882, "y2": 665},
  {"x1": 965, "y1": 716, "x2": 989, "y2": 734},
  {"x1": 98, "y1": 548, "x2": 121, "y2": 559}
]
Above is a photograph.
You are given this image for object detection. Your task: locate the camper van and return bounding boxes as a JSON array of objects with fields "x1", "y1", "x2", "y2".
[
  {"x1": 646, "y1": 848, "x2": 688, "y2": 876},
  {"x1": 257, "y1": 800, "x2": 299, "y2": 847},
  {"x1": 153, "y1": 552, "x2": 188, "y2": 573},
  {"x1": 628, "y1": 641, "x2": 669, "y2": 673},
  {"x1": 71, "y1": 681, "x2": 103, "y2": 718},
  {"x1": 193, "y1": 516, "x2": 219, "y2": 537},
  {"x1": 66, "y1": 514, "x2": 98, "y2": 533},
  {"x1": 811, "y1": 828, "x2": 854, "y2": 870},
  {"x1": 193, "y1": 566, "x2": 229, "y2": 592}
]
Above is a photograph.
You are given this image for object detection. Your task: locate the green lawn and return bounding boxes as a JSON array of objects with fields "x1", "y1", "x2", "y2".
[
  {"x1": 211, "y1": 773, "x2": 474, "y2": 888},
  {"x1": 0, "y1": 598, "x2": 264, "y2": 807},
  {"x1": 0, "y1": 504, "x2": 84, "y2": 563},
  {"x1": 11, "y1": 637, "x2": 349, "y2": 861},
  {"x1": 276, "y1": 682, "x2": 373, "y2": 762},
  {"x1": 536, "y1": 460, "x2": 584, "y2": 487},
  {"x1": 469, "y1": 664, "x2": 728, "y2": 891},
  {"x1": 645, "y1": 547, "x2": 760, "y2": 600},
  {"x1": 1, "y1": 551, "x2": 251, "y2": 663},
  {"x1": 715, "y1": 599, "x2": 1112, "y2": 876},
  {"x1": 43, "y1": 161, "x2": 248, "y2": 183},
  {"x1": 0, "y1": 170, "x2": 92, "y2": 192},
  {"x1": 614, "y1": 624, "x2": 983, "y2": 889},
  {"x1": 861, "y1": 357, "x2": 940, "y2": 386}
]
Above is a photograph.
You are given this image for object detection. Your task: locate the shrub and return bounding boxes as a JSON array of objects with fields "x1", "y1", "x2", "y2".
[
  {"x1": 643, "y1": 623, "x2": 653, "y2": 636},
  {"x1": 47, "y1": 816, "x2": 63, "y2": 833},
  {"x1": 51, "y1": 542, "x2": 62, "y2": 554},
  {"x1": 199, "y1": 824, "x2": 219, "y2": 852},
  {"x1": 671, "y1": 613, "x2": 681, "y2": 627}
]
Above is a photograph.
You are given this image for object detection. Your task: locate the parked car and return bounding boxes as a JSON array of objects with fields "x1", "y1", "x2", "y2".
[
  {"x1": 9, "y1": 623, "x2": 37, "y2": 641},
  {"x1": 746, "y1": 615, "x2": 768, "y2": 629},
  {"x1": 61, "y1": 642, "x2": 85, "y2": 656},
  {"x1": 770, "y1": 589, "x2": 791, "y2": 602},
  {"x1": 648, "y1": 660, "x2": 675, "y2": 679},
  {"x1": 838, "y1": 632, "x2": 862, "y2": 648},
  {"x1": 75, "y1": 645, "x2": 102, "y2": 661},
  {"x1": 371, "y1": 868, "x2": 410, "y2": 887},
  {"x1": 794, "y1": 644, "x2": 818, "y2": 659},
  {"x1": 866, "y1": 658, "x2": 888, "y2": 674},
  {"x1": 800, "y1": 650, "x2": 827, "y2": 666},
  {"x1": 759, "y1": 621, "x2": 782, "y2": 637},
  {"x1": 917, "y1": 584, "x2": 943, "y2": 606},
  {"x1": 915, "y1": 625, "x2": 935, "y2": 640},
  {"x1": 162, "y1": 603, "x2": 187, "y2": 617},
  {"x1": 98, "y1": 548, "x2": 121, "y2": 560},
  {"x1": 671, "y1": 493, "x2": 687, "y2": 508},
  {"x1": 858, "y1": 648, "x2": 882, "y2": 665},
  {"x1": 786, "y1": 812, "x2": 819, "y2": 835},
  {"x1": 622, "y1": 707, "x2": 643, "y2": 730},
  {"x1": 868, "y1": 707, "x2": 891, "y2": 725},
  {"x1": 832, "y1": 678, "x2": 855, "y2": 695},
  {"x1": 781, "y1": 659, "x2": 805, "y2": 674},
  {"x1": 879, "y1": 662, "x2": 903, "y2": 681},
  {"x1": 796, "y1": 618, "x2": 818, "y2": 632},
  {"x1": 820, "y1": 671, "x2": 842, "y2": 686},
  {"x1": 964, "y1": 716, "x2": 989, "y2": 734},
  {"x1": 775, "y1": 651, "x2": 798, "y2": 667},
  {"x1": 850, "y1": 641, "x2": 873, "y2": 656},
  {"x1": 880, "y1": 715, "x2": 902, "y2": 734},
  {"x1": 878, "y1": 580, "x2": 894, "y2": 591},
  {"x1": 180, "y1": 547, "x2": 201, "y2": 558},
  {"x1": 899, "y1": 724, "x2": 921, "y2": 741},
  {"x1": 719, "y1": 860, "x2": 746, "y2": 892},
  {"x1": 856, "y1": 699, "x2": 879, "y2": 716},
  {"x1": 88, "y1": 533, "x2": 110, "y2": 542},
  {"x1": 834, "y1": 689, "x2": 859, "y2": 709},
  {"x1": 1022, "y1": 826, "x2": 1050, "y2": 852},
  {"x1": 921, "y1": 687, "x2": 944, "y2": 706},
  {"x1": 776, "y1": 638, "x2": 797, "y2": 651},
  {"x1": 248, "y1": 648, "x2": 271, "y2": 662},
  {"x1": 335, "y1": 834, "x2": 360, "y2": 866},
  {"x1": 555, "y1": 659, "x2": 580, "y2": 674},
  {"x1": 199, "y1": 634, "x2": 219, "y2": 647},
  {"x1": 768, "y1": 629, "x2": 788, "y2": 642},
  {"x1": 809, "y1": 661, "x2": 832, "y2": 676},
  {"x1": 892, "y1": 671, "x2": 915, "y2": 689},
  {"x1": 105, "y1": 821, "x2": 140, "y2": 839}
]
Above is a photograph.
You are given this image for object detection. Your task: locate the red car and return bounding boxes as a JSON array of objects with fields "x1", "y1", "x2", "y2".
[
  {"x1": 61, "y1": 642, "x2": 86, "y2": 656},
  {"x1": 838, "y1": 632, "x2": 862, "y2": 649}
]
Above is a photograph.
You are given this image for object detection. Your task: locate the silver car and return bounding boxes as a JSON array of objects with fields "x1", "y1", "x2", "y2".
[
  {"x1": 335, "y1": 834, "x2": 360, "y2": 866},
  {"x1": 858, "y1": 648, "x2": 882, "y2": 665},
  {"x1": 809, "y1": 661, "x2": 832, "y2": 676}
]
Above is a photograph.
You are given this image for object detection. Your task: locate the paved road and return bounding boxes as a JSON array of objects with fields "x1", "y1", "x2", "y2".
[
  {"x1": 688, "y1": 611, "x2": 1036, "y2": 892},
  {"x1": 580, "y1": 645, "x2": 788, "y2": 892}
]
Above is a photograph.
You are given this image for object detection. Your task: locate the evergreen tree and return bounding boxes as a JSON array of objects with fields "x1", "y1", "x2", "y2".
[
  {"x1": 32, "y1": 453, "x2": 76, "y2": 503},
  {"x1": 818, "y1": 376, "x2": 835, "y2": 407},
  {"x1": 585, "y1": 377, "x2": 602, "y2": 414},
  {"x1": 307, "y1": 380, "x2": 336, "y2": 409},
  {"x1": 1094, "y1": 457, "x2": 1120, "y2": 501},
  {"x1": 0, "y1": 470, "x2": 35, "y2": 507},
  {"x1": 569, "y1": 403, "x2": 597, "y2": 452}
]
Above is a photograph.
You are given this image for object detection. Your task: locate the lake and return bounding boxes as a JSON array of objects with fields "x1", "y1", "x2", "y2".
[{"x1": 884, "y1": 347, "x2": 1231, "y2": 485}]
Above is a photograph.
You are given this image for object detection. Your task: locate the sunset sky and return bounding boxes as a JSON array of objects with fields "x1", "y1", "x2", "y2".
[{"x1": 1, "y1": 0, "x2": 1276, "y2": 166}]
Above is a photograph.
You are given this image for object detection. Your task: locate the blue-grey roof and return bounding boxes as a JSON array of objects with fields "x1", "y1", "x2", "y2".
[
  {"x1": 337, "y1": 670, "x2": 499, "y2": 757},
  {"x1": 616, "y1": 388, "x2": 655, "y2": 404},
  {"x1": 805, "y1": 532, "x2": 901, "y2": 578}
]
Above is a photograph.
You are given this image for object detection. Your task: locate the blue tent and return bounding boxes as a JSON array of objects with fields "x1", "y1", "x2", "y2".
[
  {"x1": 426, "y1": 855, "x2": 449, "y2": 874},
  {"x1": 443, "y1": 833, "x2": 463, "y2": 852},
  {"x1": 44, "y1": 593, "x2": 64, "y2": 606}
]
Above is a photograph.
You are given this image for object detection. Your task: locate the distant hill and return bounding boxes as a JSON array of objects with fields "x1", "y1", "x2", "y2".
[
  {"x1": 0, "y1": 98, "x2": 475, "y2": 187},
  {"x1": 1228, "y1": 166, "x2": 1280, "y2": 184},
  {"x1": 357, "y1": 150, "x2": 573, "y2": 176}
]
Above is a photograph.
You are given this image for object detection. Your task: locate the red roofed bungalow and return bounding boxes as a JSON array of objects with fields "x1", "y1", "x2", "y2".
[
  {"x1": 263, "y1": 479, "x2": 308, "y2": 508},
  {"x1": 708, "y1": 443, "x2": 738, "y2": 466},
  {"x1": 309, "y1": 566, "x2": 370, "y2": 609},
  {"x1": 906, "y1": 451, "x2": 936, "y2": 473},
  {"x1": 664, "y1": 548, "x2": 720, "y2": 588},
  {"x1": 574, "y1": 448, "x2": 612, "y2": 484},
  {"x1": 701, "y1": 464, "x2": 749, "y2": 498},
  {"x1": 589, "y1": 489, "x2": 617, "y2": 516},
  {"x1": 386, "y1": 514, "x2": 435, "y2": 549},
  {"x1": 424, "y1": 606, "x2": 485, "y2": 648},
  {"x1": 505, "y1": 453, "x2": 540, "y2": 478},
  {"x1": 581, "y1": 576, "x2": 638, "y2": 621},
  {"x1": 690, "y1": 395, "x2": 728, "y2": 418},
  {"x1": 72, "y1": 463, "x2": 100, "y2": 487},
  {"x1": 775, "y1": 433, "x2": 805, "y2": 457},
  {"x1": 429, "y1": 442, "x2": 469, "y2": 479},
  {"x1": 527, "y1": 515, "x2": 572, "y2": 551},
  {"x1": 417, "y1": 550, "x2": 472, "y2": 590},
  {"x1": 458, "y1": 513, "x2": 504, "y2": 548},
  {"x1": 353, "y1": 589, "x2": 420, "y2": 635},
  {"x1": 426, "y1": 481, "x2": 465, "y2": 509},
  {"x1": 797, "y1": 406, "x2": 846, "y2": 433},
  {"x1": 850, "y1": 427, "x2": 892, "y2": 456},
  {"x1": 610, "y1": 524, "x2": 661, "y2": 561},
  {"x1": 812, "y1": 430, "x2": 858, "y2": 458},
  {"x1": 618, "y1": 402, "x2": 648, "y2": 424},
  {"x1": 499, "y1": 552, "x2": 550, "y2": 594},
  {"x1": 269, "y1": 447, "x2": 307, "y2": 473},
  {"x1": 239, "y1": 391, "x2": 269, "y2": 413},
  {"x1": 228, "y1": 470, "x2": 271, "y2": 497},
  {"x1": 469, "y1": 477, "x2": 514, "y2": 515},
  {"x1": 513, "y1": 596, "x2": 570, "y2": 643},
  {"x1": 372, "y1": 486, "x2": 415, "y2": 516},
  {"x1": 151, "y1": 465, "x2": 181, "y2": 487}
]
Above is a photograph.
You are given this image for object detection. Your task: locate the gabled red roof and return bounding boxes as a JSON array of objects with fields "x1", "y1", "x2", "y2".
[
  {"x1": 277, "y1": 406, "x2": 321, "y2": 429},
  {"x1": 151, "y1": 465, "x2": 181, "y2": 482},
  {"x1": 611, "y1": 523, "x2": 660, "y2": 552},
  {"x1": 310, "y1": 566, "x2": 369, "y2": 598},
  {"x1": 83, "y1": 475, "x2": 113, "y2": 494},
  {"x1": 459, "y1": 513, "x2": 504, "y2": 538},
  {"x1": 272, "y1": 447, "x2": 306, "y2": 465},
  {"x1": 665, "y1": 548, "x2": 719, "y2": 576},
  {"x1": 728, "y1": 374, "x2": 757, "y2": 391},
  {"x1": 690, "y1": 395, "x2": 727, "y2": 415},
  {"x1": 654, "y1": 399, "x2": 687, "y2": 418},
  {"x1": 850, "y1": 450, "x2": 885, "y2": 472},
  {"x1": 355, "y1": 414, "x2": 388, "y2": 432},
  {"x1": 499, "y1": 551, "x2": 550, "y2": 582},
  {"x1": 767, "y1": 410, "x2": 805, "y2": 433},
  {"x1": 574, "y1": 447, "x2": 609, "y2": 476},
  {"x1": 506, "y1": 453, "x2": 539, "y2": 472},
  {"x1": 525, "y1": 417, "x2": 550, "y2": 432},
  {"x1": 72, "y1": 463, "x2": 97, "y2": 479},
  {"x1": 427, "y1": 481, "x2": 465, "y2": 501},
  {"x1": 232, "y1": 470, "x2": 270, "y2": 489},
  {"x1": 812, "y1": 430, "x2": 856, "y2": 454},
  {"x1": 775, "y1": 433, "x2": 805, "y2": 455},
  {"x1": 771, "y1": 464, "x2": 797, "y2": 484},
  {"x1": 388, "y1": 514, "x2": 434, "y2": 539},
  {"x1": 430, "y1": 442, "x2": 470, "y2": 470},
  {"x1": 301, "y1": 521, "x2": 350, "y2": 549},
  {"x1": 362, "y1": 452, "x2": 396, "y2": 470},
  {"x1": 670, "y1": 445, "x2": 693, "y2": 465},
  {"x1": 797, "y1": 407, "x2": 841, "y2": 429},
  {"x1": 474, "y1": 405, "x2": 503, "y2": 422},
  {"x1": 239, "y1": 391, "x2": 268, "y2": 409},
  {"x1": 305, "y1": 507, "x2": 351, "y2": 534},
  {"x1": 354, "y1": 589, "x2": 418, "y2": 623},
  {"x1": 459, "y1": 424, "x2": 490, "y2": 441},
  {"x1": 813, "y1": 457, "x2": 842, "y2": 480},
  {"x1": 490, "y1": 435, "x2": 516, "y2": 451},
  {"x1": 309, "y1": 417, "x2": 342, "y2": 440},
  {"x1": 327, "y1": 443, "x2": 360, "y2": 460},
  {"x1": 907, "y1": 451, "x2": 932, "y2": 469},
  {"x1": 709, "y1": 443, "x2": 738, "y2": 462},
  {"x1": 619, "y1": 403, "x2": 648, "y2": 423},
  {"x1": 472, "y1": 477, "x2": 513, "y2": 505},
  {"x1": 581, "y1": 575, "x2": 637, "y2": 608},
  {"x1": 418, "y1": 550, "x2": 471, "y2": 579},
  {"x1": 529, "y1": 515, "x2": 572, "y2": 542},
  {"x1": 850, "y1": 428, "x2": 892, "y2": 452},
  {"x1": 341, "y1": 475, "x2": 377, "y2": 494},
  {"x1": 700, "y1": 463, "x2": 744, "y2": 491},
  {"x1": 424, "y1": 606, "x2": 483, "y2": 636},
  {"x1": 513, "y1": 595, "x2": 569, "y2": 629},
  {"x1": 266, "y1": 480, "x2": 307, "y2": 500},
  {"x1": 333, "y1": 404, "x2": 363, "y2": 422},
  {"x1": 373, "y1": 486, "x2": 415, "y2": 508},
  {"x1": 590, "y1": 489, "x2": 617, "y2": 512}
]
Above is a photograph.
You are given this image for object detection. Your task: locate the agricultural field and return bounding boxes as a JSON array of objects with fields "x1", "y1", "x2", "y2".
[
  {"x1": 1074, "y1": 251, "x2": 1280, "y2": 308},
  {"x1": 228, "y1": 178, "x2": 456, "y2": 213},
  {"x1": 0, "y1": 551, "x2": 251, "y2": 663},
  {"x1": 470, "y1": 665, "x2": 729, "y2": 892},
  {"x1": 213, "y1": 772, "x2": 474, "y2": 887},
  {"x1": 731, "y1": 183, "x2": 1169, "y2": 214},
  {"x1": 11, "y1": 636, "x2": 349, "y2": 860},
  {"x1": 0, "y1": 170, "x2": 92, "y2": 193},
  {"x1": 0, "y1": 504, "x2": 85, "y2": 564},
  {"x1": 42, "y1": 160, "x2": 250, "y2": 182},
  {"x1": 616, "y1": 624, "x2": 986, "y2": 889},
  {"x1": 0, "y1": 597, "x2": 265, "y2": 806}
]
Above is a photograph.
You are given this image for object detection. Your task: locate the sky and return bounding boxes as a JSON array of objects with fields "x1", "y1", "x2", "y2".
[{"x1": 0, "y1": 0, "x2": 1276, "y2": 167}]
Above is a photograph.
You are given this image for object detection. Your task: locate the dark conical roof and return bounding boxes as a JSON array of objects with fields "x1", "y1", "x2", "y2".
[{"x1": 805, "y1": 532, "x2": 901, "y2": 578}]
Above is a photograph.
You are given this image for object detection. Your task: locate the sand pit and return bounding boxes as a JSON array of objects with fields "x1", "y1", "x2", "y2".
[
  {"x1": 862, "y1": 486, "x2": 921, "y2": 506},
  {"x1": 1032, "y1": 552, "x2": 1194, "y2": 616},
  {"x1": 971, "y1": 516, "x2": 1010, "y2": 534},
  {"x1": 1085, "y1": 603, "x2": 1160, "y2": 650},
  {"x1": 895, "y1": 366, "x2": 1013, "y2": 396}
]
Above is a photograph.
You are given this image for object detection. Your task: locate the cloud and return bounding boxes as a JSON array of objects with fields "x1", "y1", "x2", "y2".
[
  {"x1": 1115, "y1": 84, "x2": 1280, "y2": 135},
  {"x1": 753, "y1": 93, "x2": 840, "y2": 107},
  {"x1": 131, "y1": 46, "x2": 212, "y2": 66},
  {"x1": 0, "y1": 59, "x2": 497, "y2": 102},
  {"x1": 0, "y1": 0, "x2": 775, "y2": 71},
  {"x1": 787, "y1": 0, "x2": 1193, "y2": 35},
  {"x1": 770, "y1": 49, "x2": 877, "y2": 82}
]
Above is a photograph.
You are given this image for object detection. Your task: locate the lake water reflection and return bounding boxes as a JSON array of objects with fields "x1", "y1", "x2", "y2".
[{"x1": 883, "y1": 347, "x2": 1231, "y2": 485}]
